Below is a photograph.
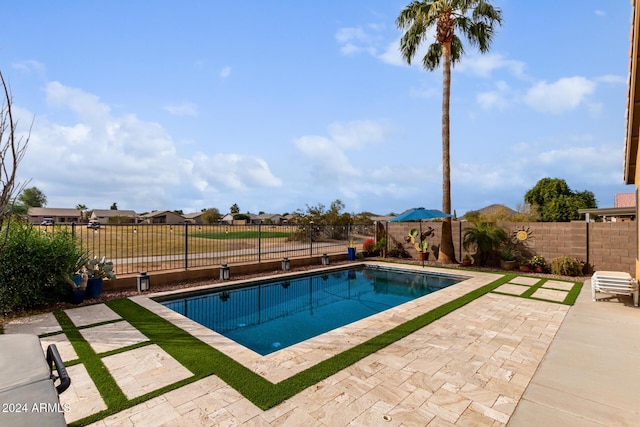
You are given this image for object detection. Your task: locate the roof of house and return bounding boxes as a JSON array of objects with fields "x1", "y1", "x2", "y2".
[
  {"x1": 142, "y1": 210, "x2": 184, "y2": 219},
  {"x1": 28, "y1": 207, "x2": 81, "y2": 217},
  {"x1": 183, "y1": 212, "x2": 203, "y2": 219},
  {"x1": 92, "y1": 209, "x2": 138, "y2": 218}
]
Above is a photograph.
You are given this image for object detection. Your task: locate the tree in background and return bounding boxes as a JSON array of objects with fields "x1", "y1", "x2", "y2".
[
  {"x1": 201, "y1": 208, "x2": 222, "y2": 224},
  {"x1": 524, "y1": 178, "x2": 597, "y2": 222},
  {"x1": 0, "y1": 71, "x2": 30, "y2": 228},
  {"x1": 17, "y1": 186, "x2": 46, "y2": 210},
  {"x1": 110, "y1": 202, "x2": 118, "y2": 210},
  {"x1": 230, "y1": 203, "x2": 240, "y2": 215},
  {"x1": 397, "y1": 0, "x2": 503, "y2": 264},
  {"x1": 75, "y1": 204, "x2": 87, "y2": 218}
]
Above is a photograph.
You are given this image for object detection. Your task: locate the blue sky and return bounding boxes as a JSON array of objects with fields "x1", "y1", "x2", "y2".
[{"x1": 0, "y1": 1, "x2": 632, "y2": 216}]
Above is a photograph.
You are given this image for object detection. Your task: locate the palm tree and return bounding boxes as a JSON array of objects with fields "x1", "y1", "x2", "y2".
[
  {"x1": 76, "y1": 204, "x2": 87, "y2": 220},
  {"x1": 396, "y1": 0, "x2": 502, "y2": 263}
]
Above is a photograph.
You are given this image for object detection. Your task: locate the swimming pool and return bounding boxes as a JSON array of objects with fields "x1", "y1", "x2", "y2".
[{"x1": 156, "y1": 265, "x2": 467, "y2": 355}]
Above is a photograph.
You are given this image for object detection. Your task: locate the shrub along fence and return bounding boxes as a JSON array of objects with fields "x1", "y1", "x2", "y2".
[
  {"x1": 386, "y1": 220, "x2": 636, "y2": 275},
  {"x1": 41, "y1": 223, "x2": 375, "y2": 276}
]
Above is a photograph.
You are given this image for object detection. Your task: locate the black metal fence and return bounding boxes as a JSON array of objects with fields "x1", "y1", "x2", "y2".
[{"x1": 59, "y1": 222, "x2": 375, "y2": 275}]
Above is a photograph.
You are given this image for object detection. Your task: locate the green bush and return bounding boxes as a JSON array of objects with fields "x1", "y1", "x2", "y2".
[
  {"x1": 550, "y1": 256, "x2": 583, "y2": 276},
  {"x1": 0, "y1": 220, "x2": 84, "y2": 314}
]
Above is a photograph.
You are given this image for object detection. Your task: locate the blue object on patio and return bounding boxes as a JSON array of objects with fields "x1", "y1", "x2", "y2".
[
  {"x1": 347, "y1": 247, "x2": 356, "y2": 260},
  {"x1": 387, "y1": 207, "x2": 452, "y2": 222},
  {"x1": 86, "y1": 278, "x2": 103, "y2": 299}
]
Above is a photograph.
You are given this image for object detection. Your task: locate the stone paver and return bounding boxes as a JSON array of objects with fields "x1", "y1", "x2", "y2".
[
  {"x1": 509, "y1": 277, "x2": 540, "y2": 286},
  {"x1": 102, "y1": 344, "x2": 193, "y2": 399},
  {"x1": 530, "y1": 288, "x2": 568, "y2": 302},
  {"x1": 4, "y1": 312, "x2": 61, "y2": 335},
  {"x1": 60, "y1": 364, "x2": 108, "y2": 423},
  {"x1": 40, "y1": 332, "x2": 78, "y2": 362},
  {"x1": 80, "y1": 320, "x2": 149, "y2": 353},
  {"x1": 494, "y1": 283, "x2": 529, "y2": 296},
  {"x1": 65, "y1": 303, "x2": 121, "y2": 327},
  {"x1": 542, "y1": 280, "x2": 575, "y2": 291}
]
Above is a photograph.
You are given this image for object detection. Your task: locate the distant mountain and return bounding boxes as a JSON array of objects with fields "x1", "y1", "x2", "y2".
[{"x1": 462, "y1": 204, "x2": 519, "y2": 221}]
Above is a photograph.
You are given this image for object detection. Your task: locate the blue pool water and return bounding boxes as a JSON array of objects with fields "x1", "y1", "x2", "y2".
[{"x1": 157, "y1": 266, "x2": 466, "y2": 355}]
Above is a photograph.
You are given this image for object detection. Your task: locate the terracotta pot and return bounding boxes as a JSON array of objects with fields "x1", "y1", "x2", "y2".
[
  {"x1": 534, "y1": 266, "x2": 544, "y2": 273},
  {"x1": 519, "y1": 265, "x2": 531, "y2": 272},
  {"x1": 462, "y1": 259, "x2": 472, "y2": 266},
  {"x1": 419, "y1": 252, "x2": 430, "y2": 261}
]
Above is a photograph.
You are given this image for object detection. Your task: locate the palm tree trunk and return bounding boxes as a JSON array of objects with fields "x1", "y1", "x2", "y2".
[{"x1": 438, "y1": 41, "x2": 456, "y2": 264}]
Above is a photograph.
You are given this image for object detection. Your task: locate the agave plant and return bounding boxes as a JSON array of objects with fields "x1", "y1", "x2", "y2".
[{"x1": 84, "y1": 256, "x2": 116, "y2": 280}]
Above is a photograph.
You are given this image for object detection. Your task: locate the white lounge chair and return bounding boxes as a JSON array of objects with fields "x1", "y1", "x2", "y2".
[{"x1": 591, "y1": 271, "x2": 639, "y2": 307}]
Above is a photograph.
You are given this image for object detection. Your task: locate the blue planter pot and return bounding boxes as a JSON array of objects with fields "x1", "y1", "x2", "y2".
[
  {"x1": 70, "y1": 289, "x2": 86, "y2": 304},
  {"x1": 347, "y1": 247, "x2": 356, "y2": 261},
  {"x1": 86, "y1": 278, "x2": 103, "y2": 299}
]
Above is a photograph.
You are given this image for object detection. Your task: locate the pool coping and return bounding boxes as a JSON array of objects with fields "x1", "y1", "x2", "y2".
[{"x1": 130, "y1": 262, "x2": 503, "y2": 383}]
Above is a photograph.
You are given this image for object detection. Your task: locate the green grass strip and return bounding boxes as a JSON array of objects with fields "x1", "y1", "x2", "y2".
[
  {"x1": 563, "y1": 280, "x2": 584, "y2": 305},
  {"x1": 106, "y1": 272, "x2": 514, "y2": 410},
  {"x1": 189, "y1": 231, "x2": 291, "y2": 239}
]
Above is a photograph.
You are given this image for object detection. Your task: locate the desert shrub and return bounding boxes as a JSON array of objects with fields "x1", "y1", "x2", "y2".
[
  {"x1": 0, "y1": 220, "x2": 84, "y2": 314},
  {"x1": 363, "y1": 238, "x2": 375, "y2": 253},
  {"x1": 550, "y1": 256, "x2": 583, "y2": 276}
]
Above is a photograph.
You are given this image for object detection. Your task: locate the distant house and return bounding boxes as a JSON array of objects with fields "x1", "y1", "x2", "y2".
[
  {"x1": 257, "y1": 213, "x2": 288, "y2": 225},
  {"x1": 183, "y1": 212, "x2": 204, "y2": 224},
  {"x1": 28, "y1": 207, "x2": 82, "y2": 224},
  {"x1": 615, "y1": 192, "x2": 635, "y2": 208},
  {"x1": 141, "y1": 210, "x2": 185, "y2": 225},
  {"x1": 579, "y1": 193, "x2": 637, "y2": 223},
  {"x1": 90, "y1": 209, "x2": 138, "y2": 224}
]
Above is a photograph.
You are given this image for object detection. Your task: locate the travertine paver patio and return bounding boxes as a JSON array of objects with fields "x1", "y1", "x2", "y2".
[
  {"x1": 85, "y1": 292, "x2": 568, "y2": 426},
  {"x1": 65, "y1": 304, "x2": 121, "y2": 327},
  {"x1": 102, "y1": 344, "x2": 193, "y2": 399},
  {"x1": 80, "y1": 320, "x2": 149, "y2": 353},
  {"x1": 59, "y1": 364, "x2": 107, "y2": 423},
  {"x1": 2, "y1": 265, "x2": 579, "y2": 425}
]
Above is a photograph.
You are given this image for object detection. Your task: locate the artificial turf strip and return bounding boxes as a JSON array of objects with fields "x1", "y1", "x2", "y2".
[
  {"x1": 106, "y1": 272, "x2": 515, "y2": 410},
  {"x1": 563, "y1": 281, "x2": 584, "y2": 305}
]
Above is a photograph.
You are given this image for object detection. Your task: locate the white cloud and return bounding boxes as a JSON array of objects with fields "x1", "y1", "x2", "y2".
[
  {"x1": 220, "y1": 66, "x2": 231, "y2": 78},
  {"x1": 476, "y1": 81, "x2": 513, "y2": 110},
  {"x1": 163, "y1": 103, "x2": 198, "y2": 117},
  {"x1": 191, "y1": 153, "x2": 282, "y2": 191},
  {"x1": 455, "y1": 53, "x2": 526, "y2": 78},
  {"x1": 596, "y1": 74, "x2": 626, "y2": 85},
  {"x1": 17, "y1": 82, "x2": 281, "y2": 211},
  {"x1": 12, "y1": 60, "x2": 46, "y2": 76},
  {"x1": 524, "y1": 77, "x2": 596, "y2": 114},
  {"x1": 293, "y1": 120, "x2": 387, "y2": 183}
]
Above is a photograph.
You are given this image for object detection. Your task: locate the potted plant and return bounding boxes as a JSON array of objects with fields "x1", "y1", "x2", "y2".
[
  {"x1": 417, "y1": 240, "x2": 430, "y2": 261},
  {"x1": 84, "y1": 256, "x2": 116, "y2": 299},
  {"x1": 461, "y1": 254, "x2": 472, "y2": 266},
  {"x1": 500, "y1": 245, "x2": 517, "y2": 270},
  {"x1": 519, "y1": 259, "x2": 532, "y2": 272},
  {"x1": 347, "y1": 239, "x2": 357, "y2": 261},
  {"x1": 408, "y1": 227, "x2": 433, "y2": 261},
  {"x1": 530, "y1": 255, "x2": 546, "y2": 273},
  {"x1": 362, "y1": 238, "x2": 376, "y2": 256}
]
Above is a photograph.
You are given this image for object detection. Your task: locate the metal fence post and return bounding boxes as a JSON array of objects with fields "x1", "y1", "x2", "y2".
[
  {"x1": 184, "y1": 222, "x2": 189, "y2": 270},
  {"x1": 309, "y1": 221, "x2": 314, "y2": 257},
  {"x1": 258, "y1": 223, "x2": 262, "y2": 263}
]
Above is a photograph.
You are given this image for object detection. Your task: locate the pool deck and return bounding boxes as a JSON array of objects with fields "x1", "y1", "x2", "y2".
[{"x1": 3, "y1": 264, "x2": 640, "y2": 426}]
